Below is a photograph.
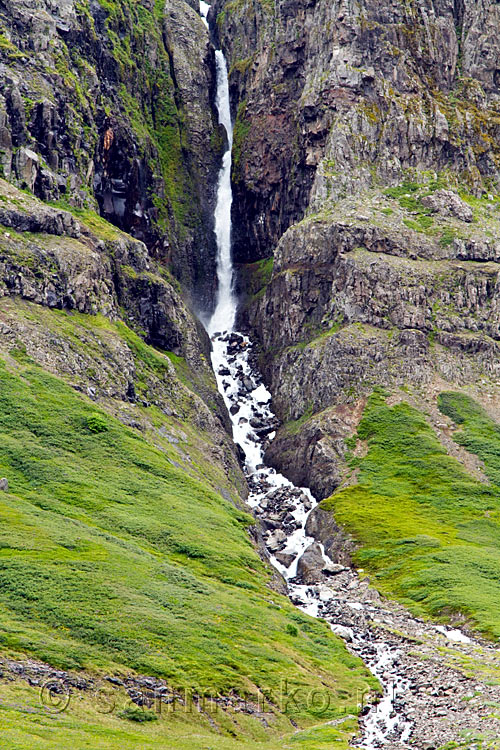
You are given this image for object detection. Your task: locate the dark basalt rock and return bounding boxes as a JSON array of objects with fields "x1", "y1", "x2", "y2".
[
  {"x1": 214, "y1": 0, "x2": 500, "y2": 267},
  {"x1": 296, "y1": 542, "x2": 326, "y2": 584},
  {"x1": 304, "y1": 506, "x2": 355, "y2": 567},
  {"x1": 0, "y1": 0, "x2": 223, "y2": 310}
]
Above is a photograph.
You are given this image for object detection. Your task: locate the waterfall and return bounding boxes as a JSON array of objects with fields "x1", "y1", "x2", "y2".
[
  {"x1": 199, "y1": 4, "x2": 415, "y2": 746},
  {"x1": 207, "y1": 47, "x2": 236, "y2": 336}
]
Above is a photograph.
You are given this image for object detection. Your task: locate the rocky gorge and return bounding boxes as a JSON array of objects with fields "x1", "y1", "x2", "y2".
[{"x1": 1, "y1": 0, "x2": 500, "y2": 748}]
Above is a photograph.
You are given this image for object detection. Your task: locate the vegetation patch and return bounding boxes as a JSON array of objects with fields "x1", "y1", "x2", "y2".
[
  {"x1": 0, "y1": 329, "x2": 375, "y2": 740},
  {"x1": 322, "y1": 390, "x2": 500, "y2": 638},
  {"x1": 85, "y1": 413, "x2": 109, "y2": 433},
  {"x1": 118, "y1": 706, "x2": 158, "y2": 723},
  {"x1": 438, "y1": 392, "x2": 500, "y2": 487},
  {"x1": 239, "y1": 256, "x2": 274, "y2": 302},
  {"x1": 232, "y1": 100, "x2": 251, "y2": 178}
]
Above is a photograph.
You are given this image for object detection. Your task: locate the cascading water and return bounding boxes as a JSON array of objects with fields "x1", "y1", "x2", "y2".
[
  {"x1": 207, "y1": 48, "x2": 237, "y2": 337},
  {"x1": 200, "y1": 5, "x2": 415, "y2": 745}
]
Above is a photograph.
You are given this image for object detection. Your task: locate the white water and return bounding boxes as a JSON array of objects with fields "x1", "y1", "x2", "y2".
[
  {"x1": 200, "y1": 5, "x2": 414, "y2": 745},
  {"x1": 199, "y1": 0, "x2": 210, "y2": 27},
  {"x1": 207, "y1": 49, "x2": 237, "y2": 337}
]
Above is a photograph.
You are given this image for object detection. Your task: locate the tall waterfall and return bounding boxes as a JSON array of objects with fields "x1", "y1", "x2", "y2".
[
  {"x1": 199, "y1": 5, "x2": 416, "y2": 745},
  {"x1": 207, "y1": 49, "x2": 236, "y2": 336}
]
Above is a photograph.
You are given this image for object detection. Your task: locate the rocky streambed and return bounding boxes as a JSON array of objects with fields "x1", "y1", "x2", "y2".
[{"x1": 290, "y1": 571, "x2": 500, "y2": 749}]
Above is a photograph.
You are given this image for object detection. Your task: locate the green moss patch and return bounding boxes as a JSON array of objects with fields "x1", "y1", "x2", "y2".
[{"x1": 322, "y1": 390, "x2": 500, "y2": 638}]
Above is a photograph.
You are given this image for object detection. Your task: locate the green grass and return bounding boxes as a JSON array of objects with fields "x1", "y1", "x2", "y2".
[
  {"x1": 0, "y1": 679, "x2": 361, "y2": 750},
  {"x1": 0, "y1": 306, "x2": 375, "y2": 745},
  {"x1": 438, "y1": 392, "x2": 500, "y2": 487},
  {"x1": 322, "y1": 390, "x2": 500, "y2": 638},
  {"x1": 240, "y1": 257, "x2": 275, "y2": 303},
  {"x1": 383, "y1": 181, "x2": 420, "y2": 199},
  {"x1": 383, "y1": 182, "x2": 435, "y2": 234},
  {"x1": 49, "y1": 203, "x2": 123, "y2": 241},
  {"x1": 439, "y1": 227, "x2": 456, "y2": 247},
  {"x1": 403, "y1": 214, "x2": 434, "y2": 232}
]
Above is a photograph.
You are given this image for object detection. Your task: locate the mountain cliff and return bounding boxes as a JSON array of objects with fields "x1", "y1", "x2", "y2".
[
  {"x1": 0, "y1": 0, "x2": 224, "y2": 306},
  {"x1": 213, "y1": 0, "x2": 500, "y2": 496},
  {"x1": 3, "y1": 0, "x2": 500, "y2": 747},
  {"x1": 216, "y1": 0, "x2": 500, "y2": 261}
]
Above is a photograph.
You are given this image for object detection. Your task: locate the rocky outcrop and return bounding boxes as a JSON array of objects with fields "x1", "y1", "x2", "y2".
[
  {"x1": 215, "y1": 0, "x2": 500, "y2": 264},
  {"x1": 246, "y1": 200, "x2": 500, "y2": 422},
  {"x1": 264, "y1": 411, "x2": 349, "y2": 499},
  {"x1": 0, "y1": 178, "x2": 225, "y2": 418},
  {"x1": 0, "y1": 0, "x2": 222, "y2": 307},
  {"x1": 421, "y1": 190, "x2": 474, "y2": 223},
  {"x1": 304, "y1": 506, "x2": 355, "y2": 564}
]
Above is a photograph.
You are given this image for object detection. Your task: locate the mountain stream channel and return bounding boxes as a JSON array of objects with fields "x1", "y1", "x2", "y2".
[{"x1": 200, "y1": 6, "x2": 500, "y2": 747}]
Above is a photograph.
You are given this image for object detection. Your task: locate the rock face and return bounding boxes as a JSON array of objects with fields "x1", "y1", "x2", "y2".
[
  {"x1": 0, "y1": 0, "x2": 222, "y2": 307},
  {"x1": 304, "y1": 506, "x2": 354, "y2": 565},
  {"x1": 213, "y1": 0, "x2": 500, "y2": 495},
  {"x1": 215, "y1": 0, "x2": 500, "y2": 264},
  {"x1": 0, "y1": 177, "x2": 229, "y2": 425},
  {"x1": 251, "y1": 209, "x2": 500, "y2": 413}
]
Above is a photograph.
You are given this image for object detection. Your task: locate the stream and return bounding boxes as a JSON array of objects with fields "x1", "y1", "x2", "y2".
[{"x1": 198, "y1": 7, "x2": 495, "y2": 747}]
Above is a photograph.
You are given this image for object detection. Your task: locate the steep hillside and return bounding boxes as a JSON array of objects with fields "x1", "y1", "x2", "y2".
[
  {"x1": 0, "y1": 178, "x2": 377, "y2": 747},
  {"x1": 321, "y1": 389, "x2": 500, "y2": 637}
]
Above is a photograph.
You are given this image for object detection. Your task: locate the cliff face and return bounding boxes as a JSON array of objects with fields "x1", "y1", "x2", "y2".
[
  {"x1": 0, "y1": 0, "x2": 222, "y2": 306},
  {"x1": 214, "y1": 0, "x2": 500, "y2": 496},
  {"x1": 215, "y1": 0, "x2": 500, "y2": 261}
]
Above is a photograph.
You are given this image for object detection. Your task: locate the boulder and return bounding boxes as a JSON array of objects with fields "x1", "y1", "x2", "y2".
[
  {"x1": 274, "y1": 550, "x2": 296, "y2": 567},
  {"x1": 296, "y1": 542, "x2": 326, "y2": 584},
  {"x1": 330, "y1": 624, "x2": 354, "y2": 642},
  {"x1": 267, "y1": 529, "x2": 286, "y2": 552},
  {"x1": 322, "y1": 559, "x2": 347, "y2": 575},
  {"x1": 420, "y1": 190, "x2": 473, "y2": 223}
]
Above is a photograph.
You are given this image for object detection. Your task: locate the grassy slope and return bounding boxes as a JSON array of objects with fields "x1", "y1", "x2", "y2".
[
  {"x1": 0, "y1": 305, "x2": 375, "y2": 748},
  {"x1": 0, "y1": 679, "x2": 362, "y2": 750},
  {"x1": 322, "y1": 390, "x2": 500, "y2": 638},
  {"x1": 2, "y1": 682, "x2": 367, "y2": 750}
]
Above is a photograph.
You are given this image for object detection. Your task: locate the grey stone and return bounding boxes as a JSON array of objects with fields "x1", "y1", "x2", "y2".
[
  {"x1": 330, "y1": 624, "x2": 354, "y2": 642},
  {"x1": 15, "y1": 147, "x2": 39, "y2": 192},
  {"x1": 296, "y1": 542, "x2": 326, "y2": 584},
  {"x1": 421, "y1": 190, "x2": 474, "y2": 223},
  {"x1": 322, "y1": 560, "x2": 347, "y2": 575},
  {"x1": 274, "y1": 551, "x2": 296, "y2": 567},
  {"x1": 267, "y1": 529, "x2": 287, "y2": 552}
]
